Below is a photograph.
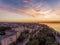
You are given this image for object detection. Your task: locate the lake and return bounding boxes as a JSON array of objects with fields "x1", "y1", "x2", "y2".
[{"x1": 42, "y1": 23, "x2": 60, "y2": 32}]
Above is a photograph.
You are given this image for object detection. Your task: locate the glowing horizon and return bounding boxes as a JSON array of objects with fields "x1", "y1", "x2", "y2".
[{"x1": 0, "y1": 0, "x2": 60, "y2": 22}]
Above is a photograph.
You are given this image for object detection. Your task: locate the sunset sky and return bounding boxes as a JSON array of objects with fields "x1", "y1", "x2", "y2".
[{"x1": 0, "y1": 0, "x2": 60, "y2": 22}]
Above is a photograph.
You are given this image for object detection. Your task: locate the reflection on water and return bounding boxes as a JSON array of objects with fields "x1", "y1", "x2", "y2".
[{"x1": 42, "y1": 23, "x2": 60, "y2": 32}]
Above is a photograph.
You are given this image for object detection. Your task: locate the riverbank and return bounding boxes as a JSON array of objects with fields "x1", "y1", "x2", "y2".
[{"x1": 40, "y1": 23, "x2": 60, "y2": 32}]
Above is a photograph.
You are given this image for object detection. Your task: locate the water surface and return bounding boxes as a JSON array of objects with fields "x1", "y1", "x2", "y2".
[{"x1": 42, "y1": 23, "x2": 60, "y2": 32}]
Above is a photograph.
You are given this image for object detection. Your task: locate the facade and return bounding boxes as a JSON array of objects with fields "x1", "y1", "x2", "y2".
[{"x1": 0, "y1": 30, "x2": 20, "y2": 45}]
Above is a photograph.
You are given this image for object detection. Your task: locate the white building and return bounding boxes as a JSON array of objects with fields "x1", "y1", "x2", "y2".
[{"x1": 0, "y1": 30, "x2": 20, "y2": 45}]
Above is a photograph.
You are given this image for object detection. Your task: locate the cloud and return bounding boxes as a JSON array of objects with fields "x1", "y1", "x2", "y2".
[{"x1": 0, "y1": 0, "x2": 60, "y2": 22}]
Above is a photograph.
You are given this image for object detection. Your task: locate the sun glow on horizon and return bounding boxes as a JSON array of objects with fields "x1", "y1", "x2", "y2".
[
  {"x1": 0, "y1": 8, "x2": 60, "y2": 22},
  {"x1": 0, "y1": 0, "x2": 60, "y2": 22}
]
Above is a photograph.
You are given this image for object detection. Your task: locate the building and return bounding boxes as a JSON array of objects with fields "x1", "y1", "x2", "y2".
[{"x1": 0, "y1": 30, "x2": 20, "y2": 45}]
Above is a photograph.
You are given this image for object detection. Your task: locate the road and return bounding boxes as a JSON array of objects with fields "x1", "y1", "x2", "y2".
[
  {"x1": 55, "y1": 35, "x2": 60, "y2": 43},
  {"x1": 18, "y1": 29, "x2": 40, "y2": 45},
  {"x1": 18, "y1": 35, "x2": 30, "y2": 45}
]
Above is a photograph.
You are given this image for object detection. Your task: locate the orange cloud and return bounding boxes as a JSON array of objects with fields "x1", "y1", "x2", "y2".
[{"x1": 0, "y1": 2, "x2": 60, "y2": 22}]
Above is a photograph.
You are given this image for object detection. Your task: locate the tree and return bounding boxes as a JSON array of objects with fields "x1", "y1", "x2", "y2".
[
  {"x1": 0, "y1": 26, "x2": 11, "y2": 35},
  {"x1": 26, "y1": 39, "x2": 39, "y2": 45}
]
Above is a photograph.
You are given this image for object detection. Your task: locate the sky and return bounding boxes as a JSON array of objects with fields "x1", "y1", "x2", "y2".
[{"x1": 0, "y1": 0, "x2": 60, "y2": 22}]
